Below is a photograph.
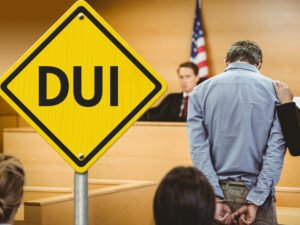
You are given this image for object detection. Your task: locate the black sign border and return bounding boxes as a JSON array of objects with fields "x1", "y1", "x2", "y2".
[{"x1": 1, "y1": 6, "x2": 162, "y2": 167}]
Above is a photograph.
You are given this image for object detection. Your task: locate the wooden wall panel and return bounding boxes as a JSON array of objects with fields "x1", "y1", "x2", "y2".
[
  {"x1": 18, "y1": 116, "x2": 30, "y2": 127},
  {"x1": 2, "y1": 0, "x2": 299, "y2": 102},
  {"x1": 93, "y1": 0, "x2": 300, "y2": 96},
  {"x1": 0, "y1": 95, "x2": 18, "y2": 152},
  {"x1": 3, "y1": 120, "x2": 299, "y2": 206},
  {"x1": 0, "y1": 115, "x2": 18, "y2": 152},
  {"x1": 3, "y1": 124, "x2": 300, "y2": 188},
  {"x1": 4, "y1": 128, "x2": 73, "y2": 187},
  {"x1": 19, "y1": 184, "x2": 156, "y2": 225},
  {"x1": 201, "y1": 0, "x2": 300, "y2": 96},
  {"x1": 0, "y1": 97, "x2": 16, "y2": 115},
  {"x1": 3, "y1": 123, "x2": 190, "y2": 186}
]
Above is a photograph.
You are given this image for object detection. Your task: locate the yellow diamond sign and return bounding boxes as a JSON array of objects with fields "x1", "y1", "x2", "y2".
[{"x1": 0, "y1": 0, "x2": 167, "y2": 173}]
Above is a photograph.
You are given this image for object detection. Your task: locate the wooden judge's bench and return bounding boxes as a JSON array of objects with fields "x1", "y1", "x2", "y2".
[{"x1": 2, "y1": 121, "x2": 300, "y2": 225}]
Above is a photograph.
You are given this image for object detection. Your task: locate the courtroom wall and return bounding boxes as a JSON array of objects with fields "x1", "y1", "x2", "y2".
[
  {"x1": 1, "y1": 0, "x2": 300, "y2": 94},
  {"x1": 1, "y1": 0, "x2": 300, "y2": 151}
]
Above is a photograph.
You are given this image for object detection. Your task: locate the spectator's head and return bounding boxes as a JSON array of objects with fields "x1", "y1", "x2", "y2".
[
  {"x1": 154, "y1": 166, "x2": 215, "y2": 225},
  {"x1": 177, "y1": 62, "x2": 199, "y2": 93},
  {"x1": 225, "y1": 40, "x2": 263, "y2": 69},
  {"x1": 0, "y1": 154, "x2": 25, "y2": 225}
]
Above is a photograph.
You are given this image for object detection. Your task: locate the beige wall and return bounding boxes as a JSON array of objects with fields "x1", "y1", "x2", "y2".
[
  {"x1": 1, "y1": 0, "x2": 300, "y2": 94},
  {"x1": 92, "y1": 0, "x2": 300, "y2": 94},
  {"x1": 1, "y1": 0, "x2": 300, "y2": 144}
]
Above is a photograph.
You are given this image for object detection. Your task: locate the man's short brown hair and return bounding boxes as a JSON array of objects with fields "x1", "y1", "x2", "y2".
[
  {"x1": 177, "y1": 62, "x2": 199, "y2": 76},
  {"x1": 225, "y1": 40, "x2": 263, "y2": 66}
]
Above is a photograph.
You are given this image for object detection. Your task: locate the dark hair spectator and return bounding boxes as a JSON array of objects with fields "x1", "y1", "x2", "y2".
[
  {"x1": 0, "y1": 154, "x2": 25, "y2": 225},
  {"x1": 154, "y1": 166, "x2": 215, "y2": 225}
]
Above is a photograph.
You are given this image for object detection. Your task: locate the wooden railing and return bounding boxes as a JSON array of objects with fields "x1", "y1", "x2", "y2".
[
  {"x1": 16, "y1": 179, "x2": 156, "y2": 225},
  {"x1": 3, "y1": 123, "x2": 300, "y2": 224}
]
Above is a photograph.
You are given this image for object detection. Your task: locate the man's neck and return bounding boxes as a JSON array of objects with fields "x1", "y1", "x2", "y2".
[{"x1": 229, "y1": 61, "x2": 261, "y2": 70}]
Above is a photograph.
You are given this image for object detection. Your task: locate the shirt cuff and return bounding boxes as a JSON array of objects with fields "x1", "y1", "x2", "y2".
[
  {"x1": 246, "y1": 187, "x2": 271, "y2": 206},
  {"x1": 213, "y1": 185, "x2": 225, "y2": 199}
]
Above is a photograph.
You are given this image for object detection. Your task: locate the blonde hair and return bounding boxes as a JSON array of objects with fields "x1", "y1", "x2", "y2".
[{"x1": 0, "y1": 154, "x2": 25, "y2": 222}]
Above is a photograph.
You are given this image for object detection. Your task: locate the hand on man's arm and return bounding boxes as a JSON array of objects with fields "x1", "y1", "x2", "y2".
[{"x1": 273, "y1": 80, "x2": 293, "y2": 104}]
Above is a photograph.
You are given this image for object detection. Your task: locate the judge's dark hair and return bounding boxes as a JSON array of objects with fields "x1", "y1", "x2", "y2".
[
  {"x1": 0, "y1": 154, "x2": 25, "y2": 223},
  {"x1": 177, "y1": 61, "x2": 199, "y2": 76},
  {"x1": 225, "y1": 40, "x2": 263, "y2": 66},
  {"x1": 154, "y1": 166, "x2": 215, "y2": 225}
]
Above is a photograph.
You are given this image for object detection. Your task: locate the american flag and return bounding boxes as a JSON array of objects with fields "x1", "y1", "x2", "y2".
[{"x1": 190, "y1": 0, "x2": 209, "y2": 78}]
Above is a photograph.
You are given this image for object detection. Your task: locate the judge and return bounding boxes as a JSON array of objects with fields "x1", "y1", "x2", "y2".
[{"x1": 139, "y1": 61, "x2": 201, "y2": 122}]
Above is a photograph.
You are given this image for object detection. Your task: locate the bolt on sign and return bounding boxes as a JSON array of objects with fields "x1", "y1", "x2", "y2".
[{"x1": 0, "y1": 0, "x2": 167, "y2": 173}]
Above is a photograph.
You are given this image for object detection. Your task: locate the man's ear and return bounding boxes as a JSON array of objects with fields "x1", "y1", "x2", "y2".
[
  {"x1": 224, "y1": 59, "x2": 229, "y2": 67},
  {"x1": 256, "y1": 63, "x2": 262, "y2": 70}
]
